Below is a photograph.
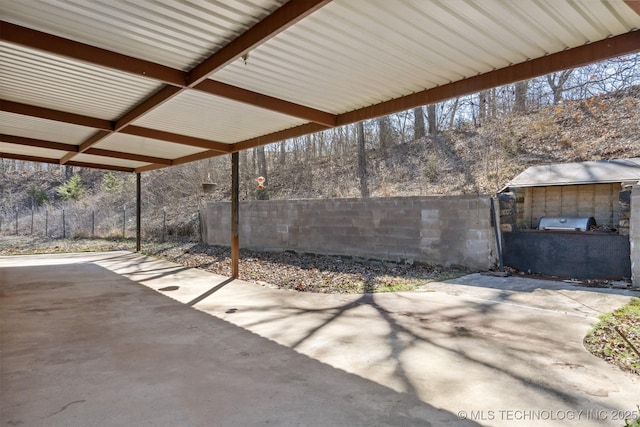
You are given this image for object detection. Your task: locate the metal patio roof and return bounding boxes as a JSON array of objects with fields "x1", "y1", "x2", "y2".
[
  {"x1": 1, "y1": 0, "x2": 640, "y2": 173},
  {"x1": 504, "y1": 157, "x2": 640, "y2": 188}
]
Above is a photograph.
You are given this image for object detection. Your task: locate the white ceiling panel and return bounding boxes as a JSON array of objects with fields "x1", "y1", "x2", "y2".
[
  {"x1": 94, "y1": 133, "x2": 206, "y2": 159},
  {"x1": 0, "y1": 0, "x2": 287, "y2": 71},
  {"x1": 133, "y1": 91, "x2": 307, "y2": 143},
  {"x1": 214, "y1": 0, "x2": 640, "y2": 114},
  {"x1": 0, "y1": 0, "x2": 638, "y2": 172},
  {"x1": 0, "y1": 43, "x2": 161, "y2": 121},
  {"x1": 0, "y1": 112, "x2": 96, "y2": 145}
]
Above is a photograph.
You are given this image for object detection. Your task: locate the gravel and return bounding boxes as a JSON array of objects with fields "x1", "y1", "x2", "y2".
[{"x1": 0, "y1": 236, "x2": 465, "y2": 294}]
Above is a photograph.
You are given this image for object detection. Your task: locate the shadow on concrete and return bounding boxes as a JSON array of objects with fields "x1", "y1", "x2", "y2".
[
  {"x1": 444, "y1": 273, "x2": 638, "y2": 297},
  {"x1": 231, "y1": 289, "x2": 630, "y2": 417},
  {"x1": 1, "y1": 262, "x2": 480, "y2": 427},
  {"x1": 187, "y1": 278, "x2": 235, "y2": 306}
]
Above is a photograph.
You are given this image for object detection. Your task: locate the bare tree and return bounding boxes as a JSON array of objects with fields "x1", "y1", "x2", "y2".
[
  {"x1": 357, "y1": 121, "x2": 369, "y2": 198},
  {"x1": 427, "y1": 104, "x2": 438, "y2": 135},
  {"x1": 447, "y1": 97, "x2": 460, "y2": 128},
  {"x1": 378, "y1": 116, "x2": 393, "y2": 152},
  {"x1": 413, "y1": 107, "x2": 425, "y2": 140},
  {"x1": 513, "y1": 81, "x2": 528, "y2": 113},
  {"x1": 546, "y1": 70, "x2": 573, "y2": 105}
]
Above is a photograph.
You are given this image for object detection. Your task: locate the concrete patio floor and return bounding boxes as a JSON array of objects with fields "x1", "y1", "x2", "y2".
[{"x1": 1, "y1": 251, "x2": 639, "y2": 426}]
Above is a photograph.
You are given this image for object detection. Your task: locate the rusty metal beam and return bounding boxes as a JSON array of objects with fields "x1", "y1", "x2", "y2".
[
  {"x1": 0, "y1": 134, "x2": 75, "y2": 152},
  {"x1": 85, "y1": 148, "x2": 171, "y2": 165},
  {"x1": 1, "y1": 134, "x2": 170, "y2": 165},
  {"x1": 1, "y1": 100, "x2": 112, "y2": 130},
  {"x1": 336, "y1": 31, "x2": 640, "y2": 126},
  {"x1": 186, "y1": 0, "x2": 333, "y2": 86},
  {"x1": 0, "y1": 152, "x2": 134, "y2": 172},
  {"x1": 114, "y1": 86, "x2": 183, "y2": 131},
  {"x1": 122, "y1": 126, "x2": 231, "y2": 153},
  {"x1": 170, "y1": 149, "x2": 227, "y2": 166},
  {"x1": 135, "y1": 163, "x2": 167, "y2": 173},
  {"x1": 61, "y1": 130, "x2": 112, "y2": 164},
  {"x1": 0, "y1": 152, "x2": 62, "y2": 166},
  {"x1": 65, "y1": 160, "x2": 135, "y2": 172},
  {"x1": 231, "y1": 122, "x2": 328, "y2": 153},
  {"x1": 1, "y1": 21, "x2": 185, "y2": 87},
  {"x1": 195, "y1": 80, "x2": 336, "y2": 126},
  {"x1": 230, "y1": 152, "x2": 240, "y2": 279},
  {"x1": 625, "y1": 1, "x2": 640, "y2": 16}
]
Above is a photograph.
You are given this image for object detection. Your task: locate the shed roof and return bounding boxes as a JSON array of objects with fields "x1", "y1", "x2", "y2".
[
  {"x1": 504, "y1": 157, "x2": 640, "y2": 189},
  {"x1": 1, "y1": 0, "x2": 640, "y2": 172}
]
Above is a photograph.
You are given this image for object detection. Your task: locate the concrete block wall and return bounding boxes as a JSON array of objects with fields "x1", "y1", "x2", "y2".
[
  {"x1": 632, "y1": 185, "x2": 640, "y2": 286},
  {"x1": 201, "y1": 196, "x2": 496, "y2": 271}
]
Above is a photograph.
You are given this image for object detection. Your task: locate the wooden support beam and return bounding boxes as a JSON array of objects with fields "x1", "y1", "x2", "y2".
[{"x1": 231, "y1": 152, "x2": 240, "y2": 279}]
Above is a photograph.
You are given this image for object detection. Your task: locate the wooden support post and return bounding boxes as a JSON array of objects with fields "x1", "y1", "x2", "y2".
[
  {"x1": 136, "y1": 172, "x2": 141, "y2": 252},
  {"x1": 231, "y1": 152, "x2": 239, "y2": 278}
]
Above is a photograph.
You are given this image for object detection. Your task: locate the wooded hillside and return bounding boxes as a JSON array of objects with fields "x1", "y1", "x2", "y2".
[{"x1": 1, "y1": 55, "x2": 638, "y2": 238}]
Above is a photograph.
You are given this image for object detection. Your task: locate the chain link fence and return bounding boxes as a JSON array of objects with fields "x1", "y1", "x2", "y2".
[{"x1": 0, "y1": 203, "x2": 201, "y2": 241}]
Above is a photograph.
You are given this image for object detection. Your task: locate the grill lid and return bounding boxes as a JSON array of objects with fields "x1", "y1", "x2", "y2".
[{"x1": 538, "y1": 216, "x2": 596, "y2": 231}]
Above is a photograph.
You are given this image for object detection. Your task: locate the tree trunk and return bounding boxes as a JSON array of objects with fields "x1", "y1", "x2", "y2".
[
  {"x1": 478, "y1": 90, "x2": 488, "y2": 125},
  {"x1": 546, "y1": 70, "x2": 573, "y2": 105},
  {"x1": 413, "y1": 107, "x2": 425, "y2": 140},
  {"x1": 489, "y1": 88, "x2": 497, "y2": 119},
  {"x1": 357, "y1": 121, "x2": 369, "y2": 198},
  {"x1": 378, "y1": 117, "x2": 392, "y2": 152},
  {"x1": 256, "y1": 146, "x2": 267, "y2": 184},
  {"x1": 514, "y1": 81, "x2": 528, "y2": 113},
  {"x1": 64, "y1": 165, "x2": 73, "y2": 180},
  {"x1": 427, "y1": 104, "x2": 437, "y2": 135},
  {"x1": 448, "y1": 97, "x2": 459, "y2": 128},
  {"x1": 279, "y1": 141, "x2": 286, "y2": 166}
]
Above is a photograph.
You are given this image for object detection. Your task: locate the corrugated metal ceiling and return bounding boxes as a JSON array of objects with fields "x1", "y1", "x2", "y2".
[
  {"x1": 1, "y1": 42, "x2": 161, "y2": 121},
  {"x1": 0, "y1": 0, "x2": 287, "y2": 70},
  {"x1": 0, "y1": 0, "x2": 638, "y2": 173}
]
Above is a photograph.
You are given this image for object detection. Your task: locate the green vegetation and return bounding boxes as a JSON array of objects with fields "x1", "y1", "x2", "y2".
[
  {"x1": 584, "y1": 298, "x2": 640, "y2": 375},
  {"x1": 27, "y1": 186, "x2": 49, "y2": 205},
  {"x1": 56, "y1": 174, "x2": 86, "y2": 201},
  {"x1": 101, "y1": 171, "x2": 123, "y2": 193}
]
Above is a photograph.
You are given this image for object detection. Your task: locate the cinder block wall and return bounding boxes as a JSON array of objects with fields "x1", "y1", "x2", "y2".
[
  {"x1": 632, "y1": 185, "x2": 640, "y2": 285},
  {"x1": 201, "y1": 196, "x2": 496, "y2": 270}
]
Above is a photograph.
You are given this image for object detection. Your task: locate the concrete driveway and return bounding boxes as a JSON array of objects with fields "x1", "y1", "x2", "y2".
[{"x1": 1, "y1": 251, "x2": 639, "y2": 426}]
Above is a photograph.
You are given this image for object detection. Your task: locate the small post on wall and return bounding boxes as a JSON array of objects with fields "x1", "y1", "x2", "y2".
[{"x1": 231, "y1": 152, "x2": 240, "y2": 279}]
